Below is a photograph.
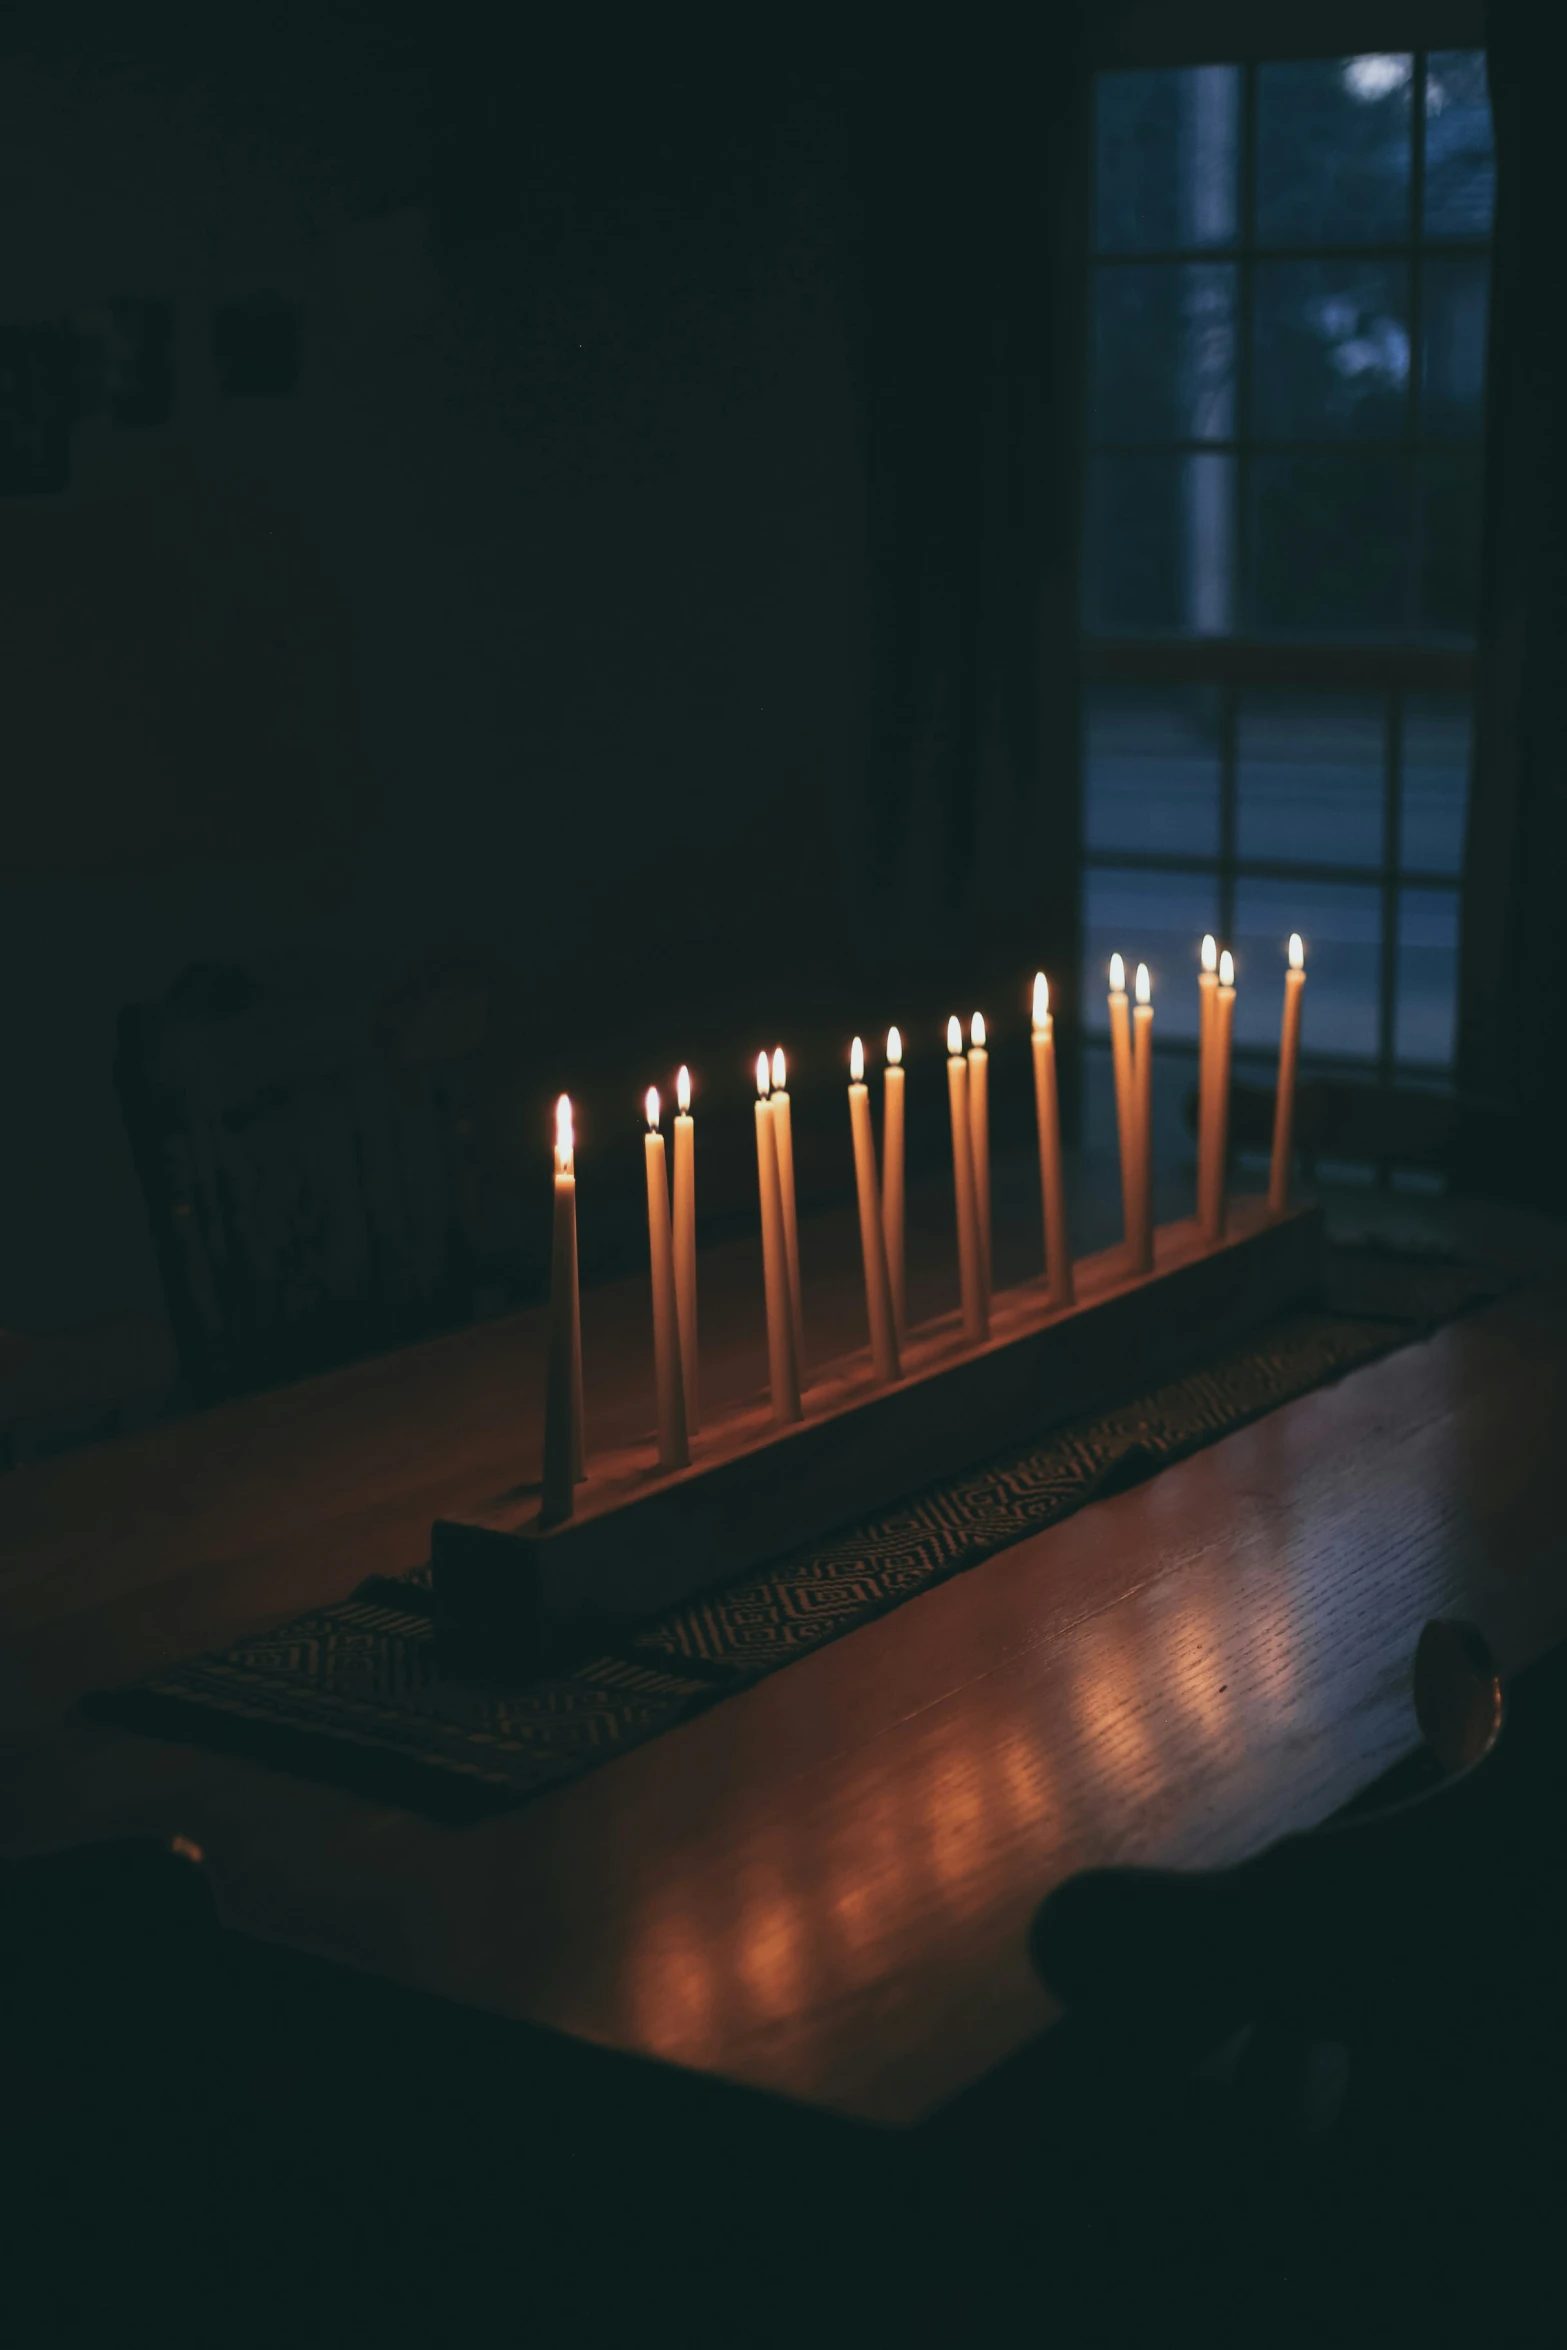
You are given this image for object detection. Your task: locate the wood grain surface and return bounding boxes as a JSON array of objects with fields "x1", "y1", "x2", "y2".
[{"x1": 2, "y1": 1160, "x2": 1564, "y2": 2129}]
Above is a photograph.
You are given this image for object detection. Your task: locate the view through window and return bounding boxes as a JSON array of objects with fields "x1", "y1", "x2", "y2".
[{"x1": 1079, "y1": 50, "x2": 1494, "y2": 1174}]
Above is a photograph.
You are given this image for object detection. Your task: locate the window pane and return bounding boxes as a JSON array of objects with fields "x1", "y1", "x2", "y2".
[
  {"x1": 1249, "y1": 454, "x2": 1409, "y2": 635},
  {"x1": 1091, "y1": 263, "x2": 1237, "y2": 441},
  {"x1": 1424, "y1": 52, "x2": 1495, "y2": 238},
  {"x1": 1236, "y1": 690, "x2": 1385, "y2": 868},
  {"x1": 1400, "y1": 693, "x2": 1471, "y2": 874},
  {"x1": 1084, "y1": 684, "x2": 1221, "y2": 856},
  {"x1": 1250, "y1": 259, "x2": 1410, "y2": 440},
  {"x1": 1085, "y1": 453, "x2": 1236, "y2": 635},
  {"x1": 1395, "y1": 887, "x2": 1460, "y2": 1067},
  {"x1": 1420, "y1": 254, "x2": 1489, "y2": 438},
  {"x1": 1233, "y1": 878, "x2": 1381, "y2": 1060},
  {"x1": 1418, "y1": 450, "x2": 1483, "y2": 638},
  {"x1": 1094, "y1": 67, "x2": 1240, "y2": 253},
  {"x1": 1082, "y1": 865, "x2": 1218, "y2": 1043},
  {"x1": 1255, "y1": 57, "x2": 1412, "y2": 247}
]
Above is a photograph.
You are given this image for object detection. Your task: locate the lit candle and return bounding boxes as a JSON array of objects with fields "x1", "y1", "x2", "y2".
[
  {"x1": 672, "y1": 1064, "x2": 699, "y2": 1435},
  {"x1": 1269, "y1": 934, "x2": 1306, "y2": 1215},
  {"x1": 1129, "y1": 963, "x2": 1154, "y2": 1273},
  {"x1": 1108, "y1": 954, "x2": 1136, "y2": 1252},
  {"x1": 1203, "y1": 949, "x2": 1236, "y2": 1242},
  {"x1": 1197, "y1": 933, "x2": 1218, "y2": 1223},
  {"x1": 967, "y1": 1011, "x2": 992, "y2": 1297},
  {"x1": 770, "y1": 1045, "x2": 805, "y2": 1381},
  {"x1": 1030, "y1": 972, "x2": 1074, "y2": 1308},
  {"x1": 946, "y1": 1015, "x2": 988, "y2": 1343},
  {"x1": 754, "y1": 1052, "x2": 801, "y2": 1424},
  {"x1": 848, "y1": 1037, "x2": 900, "y2": 1385},
  {"x1": 541, "y1": 1093, "x2": 584, "y2": 1526},
  {"x1": 882, "y1": 1025, "x2": 906, "y2": 1343},
  {"x1": 643, "y1": 1088, "x2": 689, "y2": 1472}
]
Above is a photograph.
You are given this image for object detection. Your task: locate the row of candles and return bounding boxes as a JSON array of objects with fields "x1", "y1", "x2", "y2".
[{"x1": 540, "y1": 934, "x2": 1307, "y2": 1525}]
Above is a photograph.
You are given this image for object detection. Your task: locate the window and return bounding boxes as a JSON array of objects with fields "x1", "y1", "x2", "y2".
[{"x1": 1079, "y1": 50, "x2": 1493, "y2": 1162}]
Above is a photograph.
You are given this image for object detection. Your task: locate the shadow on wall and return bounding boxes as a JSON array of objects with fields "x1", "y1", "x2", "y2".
[{"x1": 0, "y1": 27, "x2": 867, "y2": 1363}]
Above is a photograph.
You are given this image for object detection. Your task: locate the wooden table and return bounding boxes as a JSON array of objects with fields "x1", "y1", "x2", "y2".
[{"x1": 4, "y1": 1162, "x2": 1566, "y2": 2139}]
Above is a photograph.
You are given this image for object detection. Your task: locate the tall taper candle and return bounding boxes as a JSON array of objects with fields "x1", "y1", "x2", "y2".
[
  {"x1": 541, "y1": 1093, "x2": 583, "y2": 1526},
  {"x1": 1108, "y1": 954, "x2": 1136, "y2": 1250},
  {"x1": 848, "y1": 1037, "x2": 900, "y2": 1384},
  {"x1": 672, "y1": 1064, "x2": 699, "y2": 1435},
  {"x1": 967, "y1": 1011, "x2": 992, "y2": 1297},
  {"x1": 770, "y1": 1046, "x2": 805, "y2": 1381},
  {"x1": 1130, "y1": 963, "x2": 1154, "y2": 1273},
  {"x1": 946, "y1": 1015, "x2": 988, "y2": 1342},
  {"x1": 755, "y1": 1053, "x2": 801, "y2": 1424},
  {"x1": 1204, "y1": 950, "x2": 1236, "y2": 1241},
  {"x1": 1030, "y1": 973, "x2": 1074, "y2": 1308},
  {"x1": 644, "y1": 1088, "x2": 689, "y2": 1471},
  {"x1": 1197, "y1": 933, "x2": 1218, "y2": 1222},
  {"x1": 882, "y1": 1025, "x2": 906, "y2": 1343},
  {"x1": 1269, "y1": 934, "x2": 1305, "y2": 1215}
]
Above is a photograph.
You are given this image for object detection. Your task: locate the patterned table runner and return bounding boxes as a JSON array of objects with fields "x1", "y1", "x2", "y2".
[{"x1": 86, "y1": 1242, "x2": 1509, "y2": 1821}]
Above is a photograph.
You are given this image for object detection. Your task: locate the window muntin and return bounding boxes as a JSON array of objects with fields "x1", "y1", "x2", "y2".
[{"x1": 1080, "y1": 50, "x2": 1492, "y2": 1096}]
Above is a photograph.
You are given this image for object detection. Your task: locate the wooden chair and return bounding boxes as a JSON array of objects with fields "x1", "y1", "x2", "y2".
[
  {"x1": 1029, "y1": 1617, "x2": 1564, "y2": 2139},
  {"x1": 115, "y1": 956, "x2": 525, "y2": 1402}
]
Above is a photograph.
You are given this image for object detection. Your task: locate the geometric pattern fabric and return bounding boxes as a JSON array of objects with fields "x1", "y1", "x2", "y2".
[{"x1": 87, "y1": 1248, "x2": 1507, "y2": 1821}]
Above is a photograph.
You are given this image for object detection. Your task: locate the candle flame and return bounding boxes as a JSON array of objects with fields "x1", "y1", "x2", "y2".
[
  {"x1": 771, "y1": 1046, "x2": 786, "y2": 1092},
  {"x1": 1201, "y1": 933, "x2": 1217, "y2": 974},
  {"x1": 645, "y1": 1085, "x2": 660, "y2": 1130},
  {"x1": 1135, "y1": 962, "x2": 1151, "y2": 1005},
  {"x1": 1289, "y1": 932, "x2": 1304, "y2": 970},
  {"x1": 1109, "y1": 953, "x2": 1125, "y2": 994},
  {"x1": 756, "y1": 1051, "x2": 771, "y2": 1098},
  {"x1": 887, "y1": 1024, "x2": 902, "y2": 1066},
  {"x1": 554, "y1": 1093, "x2": 574, "y2": 1173},
  {"x1": 850, "y1": 1036, "x2": 865, "y2": 1083},
  {"x1": 946, "y1": 1014, "x2": 962, "y2": 1057},
  {"x1": 970, "y1": 1011, "x2": 986, "y2": 1050},
  {"x1": 1032, "y1": 972, "x2": 1049, "y2": 1026},
  {"x1": 1219, "y1": 949, "x2": 1235, "y2": 986},
  {"x1": 676, "y1": 1064, "x2": 691, "y2": 1113}
]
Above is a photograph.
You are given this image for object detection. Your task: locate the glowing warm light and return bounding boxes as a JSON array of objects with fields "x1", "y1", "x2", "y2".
[
  {"x1": 926, "y1": 1748, "x2": 987, "y2": 1888},
  {"x1": 887, "y1": 1024, "x2": 903, "y2": 1066},
  {"x1": 645, "y1": 1086, "x2": 660, "y2": 1130},
  {"x1": 1032, "y1": 972, "x2": 1049, "y2": 1027},
  {"x1": 628, "y1": 1908, "x2": 716, "y2": 2060},
  {"x1": 1289, "y1": 932, "x2": 1304, "y2": 970},
  {"x1": 1109, "y1": 952, "x2": 1126, "y2": 993},
  {"x1": 971, "y1": 1011, "x2": 986, "y2": 1050},
  {"x1": 1219, "y1": 949, "x2": 1234, "y2": 987},
  {"x1": 1135, "y1": 962, "x2": 1151, "y2": 1005},
  {"x1": 1202, "y1": 933, "x2": 1217, "y2": 974},
  {"x1": 676, "y1": 1064, "x2": 691, "y2": 1114},
  {"x1": 554, "y1": 1093, "x2": 573, "y2": 1173},
  {"x1": 771, "y1": 1046, "x2": 787, "y2": 1091},
  {"x1": 946, "y1": 1014, "x2": 962, "y2": 1057},
  {"x1": 850, "y1": 1035, "x2": 865, "y2": 1083},
  {"x1": 756, "y1": 1051, "x2": 771, "y2": 1098},
  {"x1": 736, "y1": 1880, "x2": 802, "y2": 2021}
]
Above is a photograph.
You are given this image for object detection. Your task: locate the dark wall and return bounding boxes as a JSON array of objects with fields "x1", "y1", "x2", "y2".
[{"x1": 0, "y1": 4, "x2": 1083, "y2": 1334}]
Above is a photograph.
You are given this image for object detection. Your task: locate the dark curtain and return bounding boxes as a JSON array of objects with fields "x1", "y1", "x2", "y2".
[
  {"x1": 848, "y1": 15, "x2": 1092, "y2": 1091},
  {"x1": 1459, "y1": 7, "x2": 1567, "y2": 1205}
]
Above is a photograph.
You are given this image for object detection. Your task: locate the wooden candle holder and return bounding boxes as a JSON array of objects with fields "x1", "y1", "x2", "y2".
[{"x1": 432, "y1": 1196, "x2": 1323, "y2": 1673}]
